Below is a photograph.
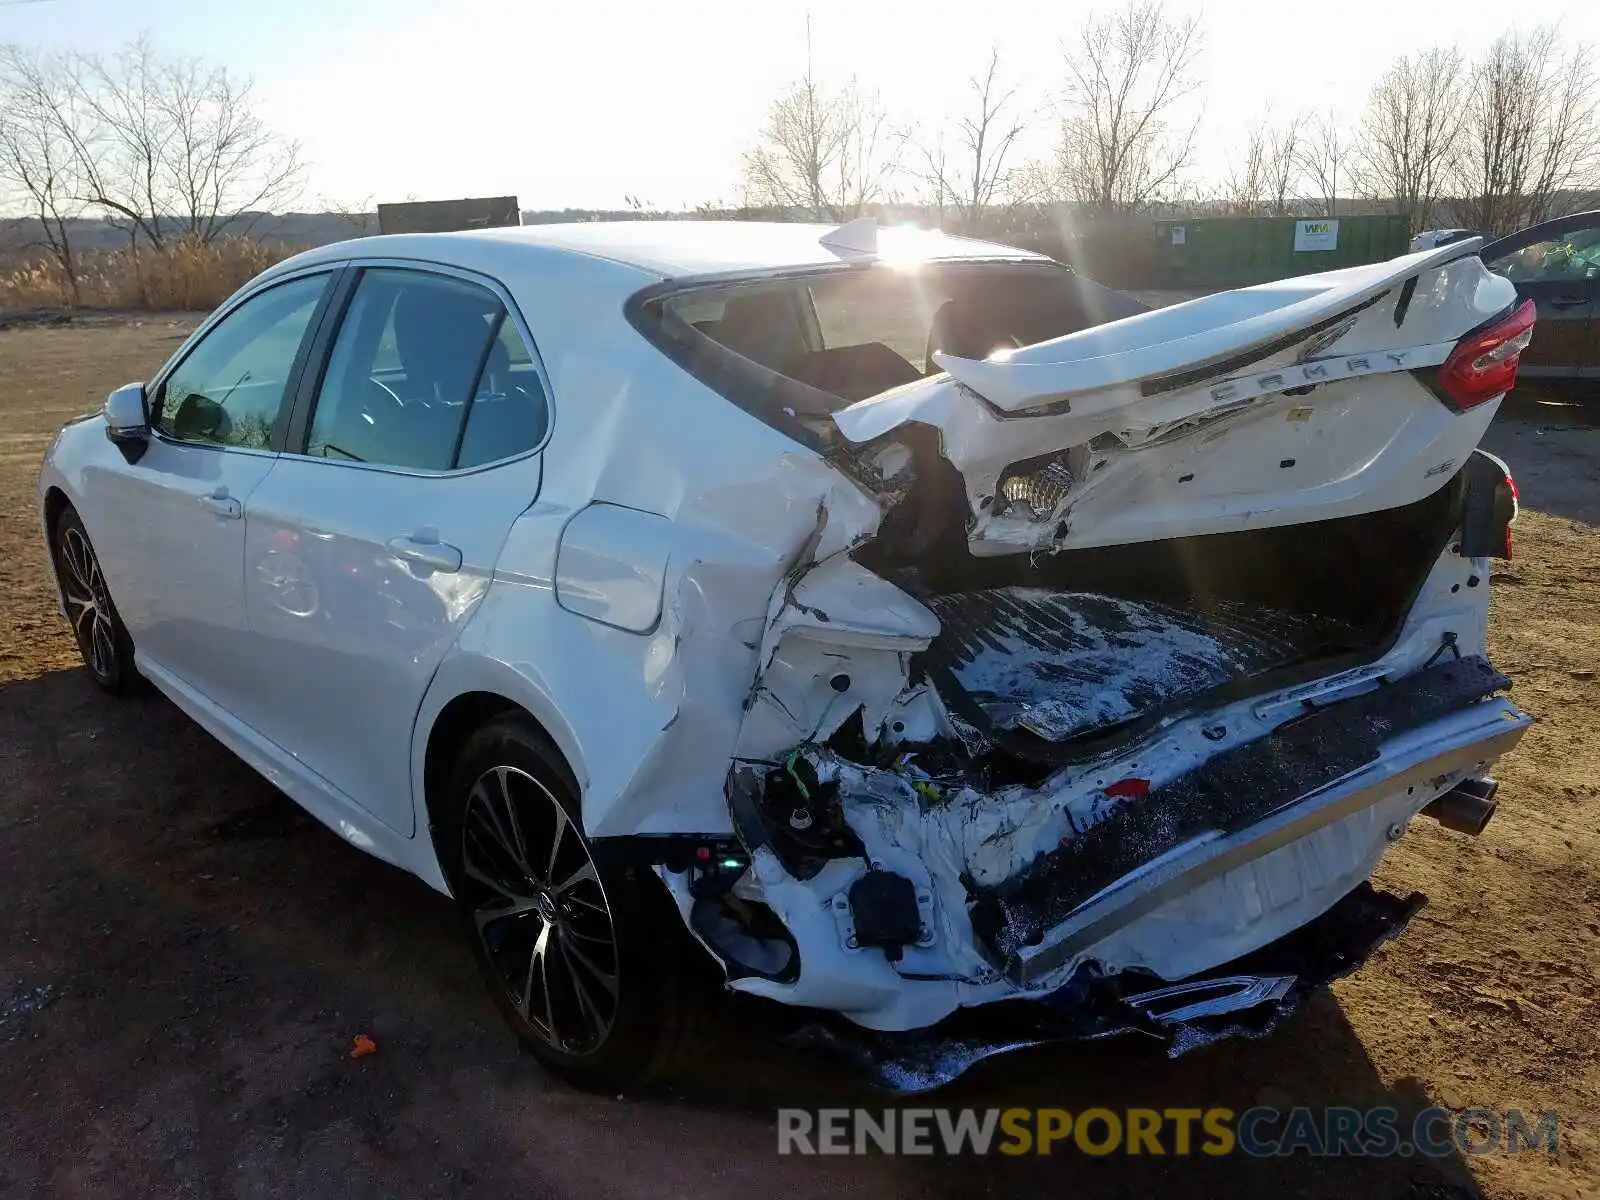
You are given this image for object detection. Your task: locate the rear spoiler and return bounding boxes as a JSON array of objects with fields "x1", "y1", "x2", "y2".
[{"x1": 930, "y1": 239, "x2": 1487, "y2": 414}]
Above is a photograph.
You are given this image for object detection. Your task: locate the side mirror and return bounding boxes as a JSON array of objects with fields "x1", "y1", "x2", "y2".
[
  {"x1": 170, "y1": 392, "x2": 228, "y2": 442},
  {"x1": 103, "y1": 383, "x2": 150, "y2": 463}
]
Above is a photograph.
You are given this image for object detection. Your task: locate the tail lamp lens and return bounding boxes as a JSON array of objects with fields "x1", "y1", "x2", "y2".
[{"x1": 1435, "y1": 299, "x2": 1536, "y2": 411}]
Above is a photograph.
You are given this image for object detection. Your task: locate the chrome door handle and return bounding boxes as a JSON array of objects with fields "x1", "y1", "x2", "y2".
[
  {"x1": 386, "y1": 534, "x2": 462, "y2": 573},
  {"x1": 1548, "y1": 296, "x2": 1589, "y2": 309},
  {"x1": 198, "y1": 489, "x2": 242, "y2": 519}
]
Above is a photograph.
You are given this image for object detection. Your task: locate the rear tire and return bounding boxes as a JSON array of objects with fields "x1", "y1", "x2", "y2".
[
  {"x1": 51, "y1": 505, "x2": 140, "y2": 694},
  {"x1": 439, "y1": 714, "x2": 719, "y2": 1092}
]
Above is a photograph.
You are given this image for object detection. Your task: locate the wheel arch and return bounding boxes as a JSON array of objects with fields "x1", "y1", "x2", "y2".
[
  {"x1": 41, "y1": 486, "x2": 73, "y2": 608},
  {"x1": 414, "y1": 656, "x2": 590, "y2": 887},
  {"x1": 43, "y1": 484, "x2": 72, "y2": 534}
]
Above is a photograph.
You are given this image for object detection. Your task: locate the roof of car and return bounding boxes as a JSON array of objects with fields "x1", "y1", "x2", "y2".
[{"x1": 290, "y1": 220, "x2": 1048, "y2": 281}]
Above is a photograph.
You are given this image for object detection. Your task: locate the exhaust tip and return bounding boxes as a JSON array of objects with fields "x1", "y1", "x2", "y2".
[{"x1": 1421, "y1": 778, "x2": 1498, "y2": 836}]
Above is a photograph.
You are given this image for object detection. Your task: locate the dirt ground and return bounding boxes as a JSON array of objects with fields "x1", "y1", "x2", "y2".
[{"x1": 0, "y1": 314, "x2": 1596, "y2": 1199}]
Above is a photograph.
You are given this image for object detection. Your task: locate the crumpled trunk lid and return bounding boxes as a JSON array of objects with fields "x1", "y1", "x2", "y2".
[{"x1": 832, "y1": 241, "x2": 1519, "y2": 556}]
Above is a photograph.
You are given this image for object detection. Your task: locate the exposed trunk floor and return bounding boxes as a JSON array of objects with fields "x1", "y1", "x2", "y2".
[{"x1": 920, "y1": 587, "x2": 1358, "y2": 743}]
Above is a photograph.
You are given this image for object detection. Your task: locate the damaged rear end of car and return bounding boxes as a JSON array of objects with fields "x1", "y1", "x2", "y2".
[{"x1": 632, "y1": 235, "x2": 1532, "y2": 1086}]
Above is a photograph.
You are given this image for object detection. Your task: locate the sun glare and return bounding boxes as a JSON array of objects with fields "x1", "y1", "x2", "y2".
[{"x1": 875, "y1": 224, "x2": 950, "y2": 268}]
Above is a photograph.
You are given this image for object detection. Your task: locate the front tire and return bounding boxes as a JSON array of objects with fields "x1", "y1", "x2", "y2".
[
  {"x1": 439, "y1": 714, "x2": 718, "y2": 1092},
  {"x1": 52, "y1": 505, "x2": 139, "y2": 694}
]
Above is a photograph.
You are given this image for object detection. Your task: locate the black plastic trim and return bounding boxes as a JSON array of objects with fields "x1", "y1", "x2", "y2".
[
  {"x1": 591, "y1": 833, "x2": 746, "y2": 874},
  {"x1": 281, "y1": 265, "x2": 359, "y2": 453},
  {"x1": 1460, "y1": 448, "x2": 1516, "y2": 558},
  {"x1": 1393, "y1": 276, "x2": 1418, "y2": 327},
  {"x1": 787, "y1": 883, "x2": 1428, "y2": 1093}
]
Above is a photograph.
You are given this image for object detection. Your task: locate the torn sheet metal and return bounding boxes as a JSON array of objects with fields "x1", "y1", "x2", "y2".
[{"x1": 737, "y1": 553, "x2": 943, "y2": 762}]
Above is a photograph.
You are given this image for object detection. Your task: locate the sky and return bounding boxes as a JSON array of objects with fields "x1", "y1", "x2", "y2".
[{"x1": 3, "y1": 0, "x2": 1599, "y2": 212}]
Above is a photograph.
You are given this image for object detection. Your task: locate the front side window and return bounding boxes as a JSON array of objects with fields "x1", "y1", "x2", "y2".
[
  {"x1": 304, "y1": 268, "x2": 548, "y2": 470},
  {"x1": 156, "y1": 273, "x2": 329, "y2": 449}
]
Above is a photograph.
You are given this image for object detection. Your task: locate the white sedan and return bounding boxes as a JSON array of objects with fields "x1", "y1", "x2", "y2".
[{"x1": 38, "y1": 220, "x2": 1532, "y2": 1091}]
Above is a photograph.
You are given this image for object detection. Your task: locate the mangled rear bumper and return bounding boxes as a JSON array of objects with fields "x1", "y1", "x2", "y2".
[
  {"x1": 970, "y1": 656, "x2": 1526, "y2": 987},
  {"x1": 786, "y1": 882, "x2": 1428, "y2": 1093},
  {"x1": 667, "y1": 656, "x2": 1529, "y2": 1038}
]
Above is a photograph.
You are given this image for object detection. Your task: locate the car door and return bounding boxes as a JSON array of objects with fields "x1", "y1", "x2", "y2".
[
  {"x1": 238, "y1": 264, "x2": 553, "y2": 835},
  {"x1": 84, "y1": 269, "x2": 338, "y2": 711},
  {"x1": 1483, "y1": 214, "x2": 1600, "y2": 382}
]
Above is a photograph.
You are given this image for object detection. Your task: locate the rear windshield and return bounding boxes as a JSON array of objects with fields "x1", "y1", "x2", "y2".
[{"x1": 629, "y1": 261, "x2": 1142, "y2": 440}]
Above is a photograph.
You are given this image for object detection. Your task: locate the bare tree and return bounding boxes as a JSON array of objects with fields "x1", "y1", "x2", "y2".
[
  {"x1": 0, "y1": 45, "x2": 85, "y2": 302},
  {"x1": 741, "y1": 28, "x2": 898, "y2": 223},
  {"x1": 1221, "y1": 121, "x2": 1267, "y2": 215},
  {"x1": 1452, "y1": 27, "x2": 1600, "y2": 235},
  {"x1": 1354, "y1": 47, "x2": 1464, "y2": 230},
  {"x1": 908, "y1": 46, "x2": 1034, "y2": 233},
  {"x1": 1052, "y1": 1, "x2": 1203, "y2": 213},
  {"x1": 1220, "y1": 114, "x2": 1302, "y2": 216},
  {"x1": 1297, "y1": 110, "x2": 1349, "y2": 218},
  {"x1": 1263, "y1": 114, "x2": 1303, "y2": 216},
  {"x1": 317, "y1": 192, "x2": 377, "y2": 237},
  {"x1": 65, "y1": 36, "x2": 303, "y2": 246}
]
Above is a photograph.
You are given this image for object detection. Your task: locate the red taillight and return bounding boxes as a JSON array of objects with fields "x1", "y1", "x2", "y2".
[
  {"x1": 1498, "y1": 469, "x2": 1518, "y2": 560},
  {"x1": 1104, "y1": 778, "x2": 1151, "y2": 799},
  {"x1": 1436, "y1": 299, "x2": 1536, "y2": 411}
]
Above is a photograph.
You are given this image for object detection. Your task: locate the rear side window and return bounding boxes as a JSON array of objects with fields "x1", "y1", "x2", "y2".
[{"x1": 303, "y1": 268, "x2": 549, "y2": 470}]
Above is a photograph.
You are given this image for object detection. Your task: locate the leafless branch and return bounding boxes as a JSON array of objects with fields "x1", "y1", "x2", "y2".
[
  {"x1": 1263, "y1": 113, "x2": 1304, "y2": 216},
  {"x1": 741, "y1": 30, "x2": 899, "y2": 222},
  {"x1": 906, "y1": 46, "x2": 1036, "y2": 232},
  {"x1": 1050, "y1": 0, "x2": 1203, "y2": 213},
  {"x1": 0, "y1": 44, "x2": 86, "y2": 302},
  {"x1": 1353, "y1": 46, "x2": 1464, "y2": 230},
  {"x1": 1221, "y1": 121, "x2": 1268, "y2": 215},
  {"x1": 1452, "y1": 27, "x2": 1600, "y2": 234},
  {"x1": 1296, "y1": 110, "x2": 1349, "y2": 219},
  {"x1": 64, "y1": 36, "x2": 303, "y2": 245}
]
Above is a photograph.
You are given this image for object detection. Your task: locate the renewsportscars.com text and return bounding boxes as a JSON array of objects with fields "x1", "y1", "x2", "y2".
[{"x1": 776, "y1": 1106, "x2": 1559, "y2": 1158}]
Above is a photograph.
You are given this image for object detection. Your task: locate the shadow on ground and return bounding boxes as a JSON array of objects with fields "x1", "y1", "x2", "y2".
[
  {"x1": 0, "y1": 668, "x2": 1487, "y2": 1198},
  {"x1": 1486, "y1": 393, "x2": 1600, "y2": 527}
]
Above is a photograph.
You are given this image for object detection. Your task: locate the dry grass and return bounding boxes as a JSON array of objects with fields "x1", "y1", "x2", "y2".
[{"x1": 0, "y1": 236, "x2": 296, "y2": 312}]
